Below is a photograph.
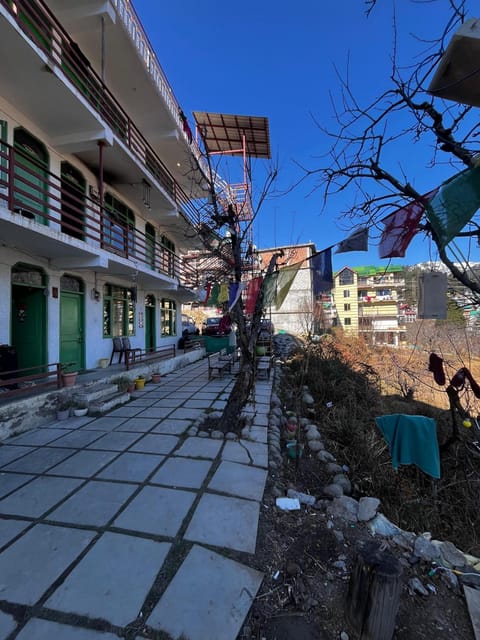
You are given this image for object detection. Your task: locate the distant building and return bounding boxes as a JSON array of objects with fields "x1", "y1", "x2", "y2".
[{"x1": 333, "y1": 265, "x2": 406, "y2": 346}]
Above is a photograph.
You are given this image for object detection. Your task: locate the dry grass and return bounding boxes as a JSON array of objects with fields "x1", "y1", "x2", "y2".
[{"x1": 280, "y1": 335, "x2": 480, "y2": 556}]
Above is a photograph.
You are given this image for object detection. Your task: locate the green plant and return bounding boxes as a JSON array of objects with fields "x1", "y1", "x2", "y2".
[
  {"x1": 57, "y1": 397, "x2": 73, "y2": 411},
  {"x1": 112, "y1": 375, "x2": 131, "y2": 392},
  {"x1": 61, "y1": 362, "x2": 77, "y2": 374}
]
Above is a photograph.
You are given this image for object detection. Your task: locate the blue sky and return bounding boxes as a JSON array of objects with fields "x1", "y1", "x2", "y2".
[{"x1": 134, "y1": 0, "x2": 479, "y2": 270}]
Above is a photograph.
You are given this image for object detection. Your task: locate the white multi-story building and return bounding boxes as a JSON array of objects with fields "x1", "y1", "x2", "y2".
[{"x1": 0, "y1": 0, "x2": 212, "y2": 374}]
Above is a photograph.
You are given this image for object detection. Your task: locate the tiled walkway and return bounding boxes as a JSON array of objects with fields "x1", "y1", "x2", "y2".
[{"x1": 0, "y1": 359, "x2": 272, "y2": 640}]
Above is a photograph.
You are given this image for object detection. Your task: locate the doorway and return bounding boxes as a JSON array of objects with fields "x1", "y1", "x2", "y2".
[
  {"x1": 59, "y1": 276, "x2": 85, "y2": 370},
  {"x1": 145, "y1": 294, "x2": 156, "y2": 353},
  {"x1": 11, "y1": 264, "x2": 47, "y2": 370}
]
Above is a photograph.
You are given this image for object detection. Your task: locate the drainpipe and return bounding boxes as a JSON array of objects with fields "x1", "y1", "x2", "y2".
[
  {"x1": 98, "y1": 140, "x2": 105, "y2": 246},
  {"x1": 101, "y1": 16, "x2": 105, "y2": 83}
]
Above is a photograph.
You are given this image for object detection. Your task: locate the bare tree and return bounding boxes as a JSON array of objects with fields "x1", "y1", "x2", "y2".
[
  {"x1": 302, "y1": 0, "x2": 480, "y2": 297},
  {"x1": 186, "y1": 145, "x2": 281, "y2": 431}
]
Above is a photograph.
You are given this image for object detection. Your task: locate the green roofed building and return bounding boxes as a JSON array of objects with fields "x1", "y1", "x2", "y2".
[{"x1": 333, "y1": 265, "x2": 408, "y2": 346}]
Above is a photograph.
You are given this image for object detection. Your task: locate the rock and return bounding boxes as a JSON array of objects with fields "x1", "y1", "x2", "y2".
[
  {"x1": 210, "y1": 430, "x2": 224, "y2": 439},
  {"x1": 225, "y1": 432, "x2": 237, "y2": 440},
  {"x1": 332, "y1": 560, "x2": 347, "y2": 571},
  {"x1": 439, "y1": 568, "x2": 460, "y2": 593},
  {"x1": 287, "y1": 489, "x2": 316, "y2": 506},
  {"x1": 367, "y1": 513, "x2": 402, "y2": 537},
  {"x1": 269, "y1": 461, "x2": 279, "y2": 470},
  {"x1": 241, "y1": 426, "x2": 251, "y2": 439},
  {"x1": 314, "y1": 499, "x2": 330, "y2": 510},
  {"x1": 308, "y1": 440, "x2": 324, "y2": 452},
  {"x1": 270, "y1": 393, "x2": 281, "y2": 407},
  {"x1": 357, "y1": 497, "x2": 380, "y2": 522},
  {"x1": 438, "y1": 541, "x2": 467, "y2": 569},
  {"x1": 187, "y1": 426, "x2": 198, "y2": 436},
  {"x1": 333, "y1": 474, "x2": 351, "y2": 495},
  {"x1": 272, "y1": 485, "x2": 284, "y2": 498},
  {"x1": 317, "y1": 450, "x2": 336, "y2": 463},
  {"x1": 197, "y1": 430, "x2": 209, "y2": 438},
  {"x1": 303, "y1": 393, "x2": 315, "y2": 405},
  {"x1": 408, "y1": 577, "x2": 429, "y2": 596},
  {"x1": 306, "y1": 429, "x2": 321, "y2": 441},
  {"x1": 391, "y1": 531, "x2": 415, "y2": 550},
  {"x1": 299, "y1": 418, "x2": 309, "y2": 427},
  {"x1": 269, "y1": 416, "x2": 280, "y2": 427},
  {"x1": 413, "y1": 536, "x2": 440, "y2": 562},
  {"x1": 333, "y1": 530, "x2": 345, "y2": 543},
  {"x1": 340, "y1": 632, "x2": 349, "y2": 640},
  {"x1": 322, "y1": 484, "x2": 344, "y2": 498},
  {"x1": 325, "y1": 462, "x2": 343, "y2": 474},
  {"x1": 327, "y1": 496, "x2": 359, "y2": 522}
]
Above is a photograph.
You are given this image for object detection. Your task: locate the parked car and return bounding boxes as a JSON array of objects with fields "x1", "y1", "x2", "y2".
[
  {"x1": 182, "y1": 314, "x2": 199, "y2": 335},
  {"x1": 202, "y1": 317, "x2": 221, "y2": 336}
]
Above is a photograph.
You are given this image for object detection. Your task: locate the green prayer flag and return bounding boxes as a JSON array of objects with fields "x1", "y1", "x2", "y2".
[
  {"x1": 426, "y1": 166, "x2": 480, "y2": 248},
  {"x1": 275, "y1": 263, "x2": 301, "y2": 310},
  {"x1": 263, "y1": 272, "x2": 278, "y2": 307},
  {"x1": 208, "y1": 282, "x2": 220, "y2": 306}
]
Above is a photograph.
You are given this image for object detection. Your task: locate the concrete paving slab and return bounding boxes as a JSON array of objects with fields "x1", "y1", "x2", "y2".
[
  {"x1": 0, "y1": 611, "x2": 16, "y2": 638},
  {"x1": 48, "y1": 430, "x2": 104, "y2": 449},
  {"x1": 113, "y1": 417, "x2": 158, "y2": 432},
  {"x1": 208, "y1": 461, "x2": 267, "y2": 501},
  {"x1": 167, "y1": 407, "x2": 204, "y2": 420},
  {"x1": 46, "y1": 532, "x2": 171, "y2": 627},
  {"x1": 152, "y1": 397, "x2": 183, "y2": 407},
  {"x1": 15, "y1": 619, "x2": 119, "y2": 639},
  {"x1": 211, "y1": 400, "x2": 227, "y2": 410},
  {"x1": 8, "y1": 428, "x2": 66, "y2": 447},
  {"x1": 97, "y1": 452, "x2": 164, "y2": 482},
  {"x1": 251, "y1": 414, "x2": 269, "y2": 427},
  {"x1": 222, "y1": 440, "x2": 268, "y2": 468},
  {"x1": 135, "y1": 407, "x2": 174, "y2": 419},
  {"x1": 187, "y1": 392, "x2": 218, "y2": 400},
  {"x1": 129, "y1": 434, "x2": 179, "y2": 455},
  {"x1": 0, "y1": 445, "x2": 35, "y2": 467},
  {"x1": 48, "y1": 480, "x2": 137, "y2": 526},
  {"x1": 248, "y1": 426, "x2": 268, "y2": 443},
  {"x1": 80, "y1": 417, "x2": 123, "y2": 431},
  {"x1": 185, "y1": 493, "x2": 260, "y2": 553},
  {"x1": 0, "y1": 523, "x2": 95, "y2": 605},
  {"x1": 0, "y1": 518, "x2": 29, "y2": 548},
  {"x1": 174, "y1": 437, "x2": 222, "y2": 459},
  {"x1": 3, "y1": 447, "x2": 75, "y2": 474},
  {"x1": 126, "y1": 398, "x2": 152, "y2": 407},
  {"x1": 182, "y1": 398, "x2": 213, "y2": 409},
  {"x1": 107, "y1": 405, "x2": 143, "y2": 418},
  {"x1": 150, "y1": 457, "x2": 211, "y2": 489},
  {"x1": 47, "y1": 450, "x2": 118, "y2": 478},
  {"x1": 51, "y1": 415, "x2": 95, "y2": 430},
  {"x1": 151, "y1": 419, "x2": 190, "y2": 435},
  {"x1": 0, "y1": 471, "x2": 34, "y2": 498},
  {"x1": 0, "y1": 476, "x2": 82, "y2": 518},
  {"x1": 113, "y1": 486, "x2": 195, "y2": 536},
  {"x1": 86, "y1": 431, "x2": 141, "y2": 451},
  {"x1": 147, "y1": 545, "x2": 263, "y2": 640}
]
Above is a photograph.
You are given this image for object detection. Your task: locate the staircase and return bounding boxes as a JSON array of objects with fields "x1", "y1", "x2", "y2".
[{"x1": 73, "y1": 383, "x2": 131, "y2": 416}]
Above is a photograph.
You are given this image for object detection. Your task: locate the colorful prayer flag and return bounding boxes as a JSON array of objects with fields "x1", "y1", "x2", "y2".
[
  {"x1": 228, "y1": 282, "x2": 246, "y2": 311},
  {"x1": 245, "y1": 277, "x2": 263, "y2": 315},
  {"x1": 379, "y1": 190, "x2": 437, "y2": 259},
  {"x1": 311, "y1": 249, "x2": 333, "y2": 297},
  {"x1": 263, "y1": 272, "x2": 278, "y2": 307},
  {"x1": 336, "y1": 227, "x2": 369, "y2": 253},
  {"x1": 275, "y1": 263, "x2": 301, "y2": 309},
  {"x1": 426, "y1": 167, "x2": 480, "y2": 248},
  {"x1": 218, "y1": 282, "x2": 229, "y2": 304},
  {"x1": 207, "y1": 282, "x2": 220, "y2": 307}
]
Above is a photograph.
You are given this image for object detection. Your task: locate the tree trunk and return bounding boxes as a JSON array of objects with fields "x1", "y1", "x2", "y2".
[{"x1": 346, "y1": 541, "x2": 403, "y2": 640}]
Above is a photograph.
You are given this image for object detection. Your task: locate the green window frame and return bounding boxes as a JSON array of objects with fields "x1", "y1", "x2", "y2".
[
  {"x1": 103, "y1": 284, "x2": 135, "y2": 337},
  {"x1": 103, "y1": 192, "x2": 135, "y2": 256},
  {"x1": 160, "y1": 298, "x2": 177, "y2": 337},
  {"x1": 161, "y1": 235, "x2": 176, "y2": 277}
]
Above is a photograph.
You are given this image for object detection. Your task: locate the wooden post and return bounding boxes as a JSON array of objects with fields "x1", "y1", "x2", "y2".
[{"x1": 346, "y1": 541, "x2": 403, "y2": 640}]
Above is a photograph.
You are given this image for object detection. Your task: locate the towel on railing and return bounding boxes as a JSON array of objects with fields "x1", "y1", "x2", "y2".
[{"x1": 375, "y1": 414, "x2": 440, "y2": 479}]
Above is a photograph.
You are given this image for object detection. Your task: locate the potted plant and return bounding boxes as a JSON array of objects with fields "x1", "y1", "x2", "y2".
[
  {"x1": 61, "y1": 362, "x2": 78, "y2": 388},
  {"x1": 72, "y1": 401, "x2": 88, "y2": 417},
  {"x1": 151, "y1": 368, "x2": 161, "y2": 384},
  {"x1": 134, "y1": 375, "x2": 146, "y2": 390},
  {"x1": 56, "y1": 397, "x2": 73, "y2": 420},
  {"x1": 114, "y1": 376, "x2": 135, "y2": 394}
]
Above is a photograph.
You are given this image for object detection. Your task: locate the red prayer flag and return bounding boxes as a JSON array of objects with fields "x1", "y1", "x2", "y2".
[
  {"x1": 379, "y1": 190, "x2": 437, "y2": 259},
  {"x1": 245, "y1": 277, "x2": 263, "y2": 315}
]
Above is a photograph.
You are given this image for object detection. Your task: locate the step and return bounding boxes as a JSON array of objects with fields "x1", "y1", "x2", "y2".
[
  {"x1": 73, "y1": 383, "x2": 119, "y2": 405},
  {"x1": 88, "y1": 390, "x2": 131, "y2": 416}
]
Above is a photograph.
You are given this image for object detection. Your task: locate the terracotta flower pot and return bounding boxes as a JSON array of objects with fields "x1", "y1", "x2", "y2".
[
  {"x1": 151, "y1": 373, "x2": 161, "y2": 384},
  {"x1": 61, "y1": 372, "x2": 78, "y2": 388}
]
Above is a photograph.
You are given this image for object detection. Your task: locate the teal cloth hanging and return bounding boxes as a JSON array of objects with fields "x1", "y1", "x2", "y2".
[{"x1": 375, "y1": 414, "x2": 440, "y2": 479}]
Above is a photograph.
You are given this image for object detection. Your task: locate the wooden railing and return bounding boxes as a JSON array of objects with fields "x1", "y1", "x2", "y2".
[
  {"x1": 0, "y1": 0, "x2": 205, "y2": 228},
  {"x1": 0, "y1": 362, "x2": 61, "y2": 399},
  {"x1": 0, "y1": 142, "x2": 199, "y2": 286},
  {"x1": 124, "y1": 345, "x2": 176, "y2": 371}
]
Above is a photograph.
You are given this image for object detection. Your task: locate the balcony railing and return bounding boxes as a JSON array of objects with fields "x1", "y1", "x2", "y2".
[
  {"x1": 0, "y1": 0, "x2": 203, "y2": 227},
  {"x1": 0, "y1": 142, "x2": 198, "y2": 287}
]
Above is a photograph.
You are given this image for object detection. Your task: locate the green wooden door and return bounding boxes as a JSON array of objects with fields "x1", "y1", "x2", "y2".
[
  {"x1": 145, "y1": 295, "x2": 156, "y2": 352},
  {"x1": 11, "y1": 285, "x2": 46, "y2": 370},
  {"x1": 60, "y1": 292, "x2": 84, "y2": 370}
]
